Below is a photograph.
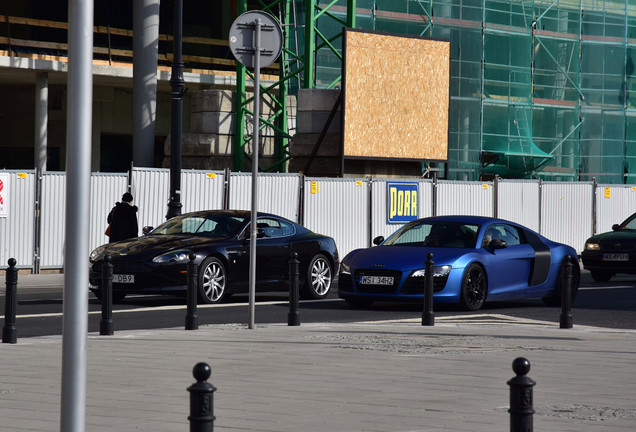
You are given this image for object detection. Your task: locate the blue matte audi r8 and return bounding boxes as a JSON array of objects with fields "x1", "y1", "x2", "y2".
[{"x1": 338, "y1": 215, "x2": 580, "y2": 311}]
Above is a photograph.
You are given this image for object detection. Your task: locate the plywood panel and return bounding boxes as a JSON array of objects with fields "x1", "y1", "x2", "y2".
[{"x1": 343, "y1": 29, "x2": 450, "y2": 161}]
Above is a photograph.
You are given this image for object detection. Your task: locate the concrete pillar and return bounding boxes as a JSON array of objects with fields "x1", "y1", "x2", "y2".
[
  {"x1": 132, "y1": 0, "x2": 160, "y2": 167},
  {"x1": 34, "y1": 72, "x2": 48, "y2": 172}
]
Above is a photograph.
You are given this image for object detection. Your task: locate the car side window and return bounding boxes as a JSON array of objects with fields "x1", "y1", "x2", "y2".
[
  {"x1": 256, "y1": 218, "x2": 284, "y2": 238},
  {"x1": 500, "y1": 224, "x2": 522, "y2": 246},
  {"x1": 280, "y1": 220, "x2": 295, "y2": 236},
  {"x1": 624, "y1": 217, "x2": 636, "y2": 229},
  {"x1": 482, "y1": 224, "x2": 523, "y2": 247}
]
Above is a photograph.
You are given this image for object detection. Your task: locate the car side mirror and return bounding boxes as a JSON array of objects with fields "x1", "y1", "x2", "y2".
[
  {"x1": 142, "y1": 226, "x2": 153, "y2": 235},
  {"x1": 373, "y1": 236, "x2": 384, "y2": 246},
  {"x1": 489, "y1": 238, "x2": 507, "y2": 249},
  {"x1": 257, "y1": 228, "x2": 266, "y2": 238},
  {"x1": 612, "y1": 224, "x2": 621, "y2": 231}
]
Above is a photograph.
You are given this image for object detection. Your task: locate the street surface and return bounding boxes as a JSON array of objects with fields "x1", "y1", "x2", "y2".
[{"x1": 1, "y1": 270, "x2": 635, "y2": 338}]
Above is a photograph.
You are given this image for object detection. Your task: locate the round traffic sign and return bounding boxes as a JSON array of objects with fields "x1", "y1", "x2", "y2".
[{"x1": 229, "y1": 11, "x2": 283, "y2": 69}]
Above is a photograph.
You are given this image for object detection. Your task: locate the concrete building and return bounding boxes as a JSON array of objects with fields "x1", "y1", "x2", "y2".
[{"x1": 2, "y1": 1, "x2": 636, "y2": 183}]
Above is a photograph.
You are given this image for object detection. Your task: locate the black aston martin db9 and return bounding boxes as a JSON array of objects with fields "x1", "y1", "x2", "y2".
[{"x1": 89, "y1": 210, "x2": 339, "y2": 303}]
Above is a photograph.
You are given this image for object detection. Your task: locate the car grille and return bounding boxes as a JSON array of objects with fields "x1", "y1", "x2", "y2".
[
  {"x1": 400, "y1": 275, "x2": 449, "y2": 294},
  {"x1": 599, "y1": 242, "x2": 636, "y2": 252},
  {"x1": 354, "y1": 269, "x2": 402, "y2": 294},
  {"x1": 92, "y1": 260, "x2": 149, "y2": 274}
]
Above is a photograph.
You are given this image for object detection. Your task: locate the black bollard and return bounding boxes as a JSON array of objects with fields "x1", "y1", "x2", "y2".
[
  {"x1": 508, "y1": 357, "x2": 535, "y2": 432},
  {"x1": 100, "y1": 255, "x2": 114, "y2": 335},
  {"x1": 188, "y1": 362, "x2": 216, "y2": 432},
  {"x1": 2, "y1": 258, "x2": 18, "y2": 343},
  {"x1": 186, "y1": 253, "x2": 199, "y2": 330},
  {"x1": 288, "y1": 252, "x2": 301, "y2": 326},
  {"x1": 422, "y1": 252, "x2": 434, "y2": 326},
  {"x1": 559, "y1": 255, "x2": 573, "y2": 329}
]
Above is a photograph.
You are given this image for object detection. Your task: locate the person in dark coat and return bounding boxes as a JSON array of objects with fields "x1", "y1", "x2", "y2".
[{"x1": 107, "y1": 192, "x2": 139, "y2": 243}]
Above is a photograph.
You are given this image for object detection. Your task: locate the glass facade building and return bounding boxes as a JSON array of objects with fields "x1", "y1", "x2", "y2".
[{"x1": 310, "y1": 1, "x2": 636, "y2": 183}]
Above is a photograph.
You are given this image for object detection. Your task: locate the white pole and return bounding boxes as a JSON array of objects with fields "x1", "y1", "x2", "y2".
[{"x1": 60, "y1": 0, "x2": 93, "y2": 430}]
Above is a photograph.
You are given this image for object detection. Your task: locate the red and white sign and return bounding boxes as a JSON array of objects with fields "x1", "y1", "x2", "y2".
[{"x1": 0, "y1": 173, "x2": 8, "y2": 217}]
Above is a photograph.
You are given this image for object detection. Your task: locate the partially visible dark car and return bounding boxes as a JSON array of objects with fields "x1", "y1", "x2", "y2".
[
  {"x1": 582, "y1": 212, "x2": 636, "y2": 282},
  {"x1": 89, "y1": 210, "x2": 339, "y2": 303}
]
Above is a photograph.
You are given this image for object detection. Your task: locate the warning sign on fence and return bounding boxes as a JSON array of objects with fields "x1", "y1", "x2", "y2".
[{"x1": 0, "y1": 173, "x2": 8, "y2": 217}]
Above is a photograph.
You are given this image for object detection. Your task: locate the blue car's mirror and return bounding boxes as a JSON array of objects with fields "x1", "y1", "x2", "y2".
[
  {"x1": 489, "y1": 238, "x2": 507, "y2": 249},
  {"x1": 373, "y1": 236, "x2": 384, "y2": 246}
]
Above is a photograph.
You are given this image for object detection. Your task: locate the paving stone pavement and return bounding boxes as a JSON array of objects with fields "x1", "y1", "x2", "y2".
[{"x1": 0, "y1": 319, "x2": 635, "y2": 432}]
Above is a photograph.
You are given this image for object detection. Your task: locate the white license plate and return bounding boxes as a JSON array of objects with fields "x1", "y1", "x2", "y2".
[
  {"x1": 602, "y1": 253, "x2": 629, "y2": 262},
  {"x1": 113, "y1": 274, "x2": 135, "y2": 283},
  {"x1": 360, "y1": 275, "x2": 394, "y2": 285}
]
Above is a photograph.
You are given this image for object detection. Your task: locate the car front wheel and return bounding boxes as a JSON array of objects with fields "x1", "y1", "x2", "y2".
[
  {"x1": 301, "y1": 254, "x2": 333, "y2": 299},
  {"x1": 460, "y1": 263, "x2": 487, "y2": 311},
  {"x1": 590, "y1": 269, "x2": 612, "y2": 282},
  {"x1": 198, "y1": 257, "x2": 227, "y2": 304}
]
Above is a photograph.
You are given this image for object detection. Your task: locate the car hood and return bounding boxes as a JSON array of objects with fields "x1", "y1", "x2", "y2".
[
  {"x1": 586, "y1": 229, "x2": 636, "y2": 243},
  {"x1": 343, "y1": 245, "x2": 469, "y2": 270},
  {"x1": 95, "y1": 234, "x2": 230, "y2": 260}
]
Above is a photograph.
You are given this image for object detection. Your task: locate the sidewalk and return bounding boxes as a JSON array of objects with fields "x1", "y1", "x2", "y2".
[{"x1": 0, "y1": 319, "x2": 634, "y2": 432}]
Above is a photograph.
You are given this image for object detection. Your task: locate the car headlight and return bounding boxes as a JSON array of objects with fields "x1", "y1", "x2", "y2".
[
  {"x1": 411, "y1": 265, "x2": 452, "y2": 277},
  {"x1": 152, "y1": 250, "x2": 192, "y2": 264},
  {"x1": 89, "y1": 245, "x2": 108, "y2": 262},
  {"x1": 585, "y1": 242, "x2": 600, "y2": 251},
  {"x1": 340, "y1": 262, "x2": 351, "y2": 275}
]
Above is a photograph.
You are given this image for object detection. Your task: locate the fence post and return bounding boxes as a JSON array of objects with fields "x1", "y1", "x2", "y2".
[
  {"x1": 559, "y1": 255, "x2": 573, "y2": 329},
  {"x1": 2, "y1": 258, "x2": 18, "y2": 343},
  {"x1": 288, "y1": 252, "x2": 300, "y2": 326},
  {"x1": 100, "y1": 255, "x2": 114, "y2": 335},
  {"x1": 422, "y1": 253, "x2": 434, "y2": 326},
  {"x1": 508, "y1": 357, "x2": 535, "y2": 432},
  {"x1": 188, "y1": 362, "x2": 216, "y2": 432},
  {"x1": 186, "y1": 253, "x2": 199, "y2": 330}
]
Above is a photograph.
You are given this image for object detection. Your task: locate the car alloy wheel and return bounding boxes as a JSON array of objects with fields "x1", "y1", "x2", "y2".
[
  {"x1": 460, "y1": 263, "x2": 487, "y2": 311},
  {"x1": 198, "y1": 257, "x2": 227, "y2": 304},
  {"x1": 303, "y1": 254, "x2": 332, "y2": 299}
]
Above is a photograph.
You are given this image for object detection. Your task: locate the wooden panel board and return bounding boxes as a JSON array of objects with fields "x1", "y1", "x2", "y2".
[{"x1": 343, "y1": 29, "x2": 450, "y2": 161}]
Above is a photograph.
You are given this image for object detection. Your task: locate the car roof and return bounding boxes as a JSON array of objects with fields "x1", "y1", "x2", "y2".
[
  {"x1": 416, "y1": 215, "x2": 517, "y2": 226},
  {"x1": 180, "y1": 209, "x2": 280, "y2": 218}
]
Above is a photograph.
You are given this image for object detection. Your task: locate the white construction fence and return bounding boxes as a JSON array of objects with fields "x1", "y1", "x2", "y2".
[{"x1": 0, "y1": 168, "x2": 632, "y2": 272}]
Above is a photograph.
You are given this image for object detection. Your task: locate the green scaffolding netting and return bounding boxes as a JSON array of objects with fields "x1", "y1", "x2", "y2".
[{"x1": 308, "y1": 0, "x2": 636, "y2": 183}]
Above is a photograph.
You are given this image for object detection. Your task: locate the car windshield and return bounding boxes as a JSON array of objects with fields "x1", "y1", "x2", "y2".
[
  {"x1": 383, "y1": 221, "x2": 479, "y2": 248},
  {"x1": 151, "y1": 213, "x2": 247, "y2": 237},
  {"x1": 620, "y1": 213, "x2": 636, "y2": 229}
]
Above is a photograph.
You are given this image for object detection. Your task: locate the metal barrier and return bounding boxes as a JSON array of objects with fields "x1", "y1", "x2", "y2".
[
  {"x1": 288, "y1": 252, "x2": 301, "y2": 326},
  {"x1": 186, "y1": 253, "x2": 199, "y2": 330},
  {"x1": 5, "y1": 168, "x2": 636, "y2": 272},
  {"x1": 422, "y1": 252, "x2": 434, "y2": 326},
  {"x1": 99, "y1": 255, "x2": 114, "y2": 336},
  {"x1": 508, "y1": 357, "x2": 536, "y2": 432},
  {"x1": 188, "y1": 362, "x2": 216, "y2": 432},
  {"x1": 2, "y1": 258, "x2": 18, "y2": 343},
  {"x1": 560, "y1": 256, "x2": 574, "y2": 329}
]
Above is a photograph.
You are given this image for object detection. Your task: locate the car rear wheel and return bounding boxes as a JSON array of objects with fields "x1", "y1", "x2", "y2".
[
  {"x1": 543, "y1": 258, "x2": 580, "y2": 306},
  {"x1": 301, "y1": 254, "x2": 333, "y2": 299},
  {"x1": 590, "y1": 269, "x2": 612, "y2": 282},
  {"x1": 198, "y1": 257, "x2": 227, "y2": 304},
  {"x1": 460, "y1": 263, "x2": 487, "y2": 311}
]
